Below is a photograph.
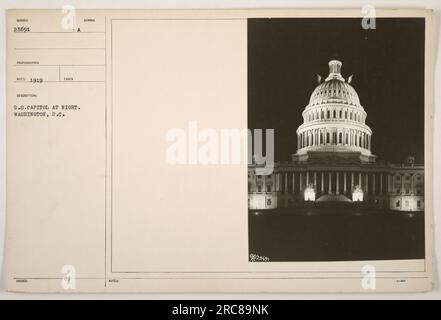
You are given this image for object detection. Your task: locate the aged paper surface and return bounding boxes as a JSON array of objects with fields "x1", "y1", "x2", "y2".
[{"x1": 5, "y1": 9, "x2": 434, "y2": 292}]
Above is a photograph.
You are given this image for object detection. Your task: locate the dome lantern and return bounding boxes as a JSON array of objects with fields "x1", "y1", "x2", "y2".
[{"x1": 326, "y1": 60, "x2": 344, "y2": 81}]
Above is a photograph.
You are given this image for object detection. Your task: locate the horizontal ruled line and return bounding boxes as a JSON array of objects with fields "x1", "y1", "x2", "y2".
[
  {"x1": 14, "y1": 80, "x2": 105, "y2": 83},
  {"x1": 14, "y1": 47, "x2": 105, "y2": 50},
  {"x1": 14, "y1": 64, "x2": 105, "y2": 67},
  {"x1": 14, "y1": 31, "x2": 105, "y2": 34},
  {"x1": 12, "y1": 276, "x2": 430, "y2": 280}
]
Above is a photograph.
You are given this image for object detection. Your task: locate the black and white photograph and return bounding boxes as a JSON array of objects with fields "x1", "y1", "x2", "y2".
[
  {"x1": 1, "y1": 5, "x2": 437, "y2": 298},
  {"x1": 248, "y1": 18, "x2": 426, "y2": 262}
]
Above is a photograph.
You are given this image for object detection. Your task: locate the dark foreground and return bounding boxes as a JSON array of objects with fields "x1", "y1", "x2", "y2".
[{"x1": 248, "y1": 206, "x2": 425, "y2": 261}]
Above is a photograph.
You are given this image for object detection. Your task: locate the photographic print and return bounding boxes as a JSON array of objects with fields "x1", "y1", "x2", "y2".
[
  {"x1": 5, "y1": 8, "x2": 433, "y2": 293},
  {"x1": 248, "y1": 18, "x2": 425, "y2": 262}
]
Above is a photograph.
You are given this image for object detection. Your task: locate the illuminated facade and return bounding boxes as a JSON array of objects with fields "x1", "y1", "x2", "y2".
[{"x1": 248, "y1": 60, "x2": 424, "y2": 212}]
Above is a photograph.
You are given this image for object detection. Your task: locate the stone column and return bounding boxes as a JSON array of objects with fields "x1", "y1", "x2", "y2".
[
  {"x1": 385, "y1": 174, "x2": 388, "y2": 194},
  {"x1": 401, "y1": 174, "x2": 404, "y2": 194},
  {"x1": 285, "y1": 172, "x2": 288, "y2": 194},
  {"x1": 380, "y1": 173, "x2": 383, "y2": 195},
  {"x1": 365, "y1": 173, "x2": 369, "y2": 194},
  {"x1": 351, "y1": 172, "x2": 354, "y2": 190},
  {"x1": 358, "y1": 172, "x2": 361, "y2": 188},
  {"x1": 292, "y1": 172, "x2": 295, "y2": 194},
  {"x1": 299, "y1": 172, "x2": 303, "y2": 191},
  {"x1": 336, "y1": 172, "x2": 339, "y2": 194},
  {"x1": 306, "y1": 171, "x2": 309, "y2": 186},
  {"x1": 372, "y1": 173, "x2": 376, "y2": 195},
  {"x1": 328, "y1": 172, "x2": 332, "y2": 194},
  {"x1": 321, "y1": 171, "x2": 324, "y2": 193},
  {"x1": 344, "y1": 172, "x2": 347, "y2": 194},
  {"x1": 278, "y1": 173, "x2": 282, "y2": 192},
  {"x1": 263, "y1": 174, "x2": 266, "y2": 193},
  {"x1": 314, "y1": 171, "x2": 317, "y2": 188}
]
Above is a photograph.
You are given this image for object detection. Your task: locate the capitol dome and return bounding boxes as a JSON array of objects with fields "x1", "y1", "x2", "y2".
[{"x1": 294, "y1": 60, "x2": 375, "y2": 163}]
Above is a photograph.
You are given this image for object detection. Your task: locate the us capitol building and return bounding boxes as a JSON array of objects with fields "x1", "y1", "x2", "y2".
[{"x1": 248, "y1": 60, "x2": 424, "y2": 212}]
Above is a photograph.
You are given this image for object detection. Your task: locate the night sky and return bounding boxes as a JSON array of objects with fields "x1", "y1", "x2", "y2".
[{"x1": 248, "y1": 18, "x2": 425, "y2": 164}]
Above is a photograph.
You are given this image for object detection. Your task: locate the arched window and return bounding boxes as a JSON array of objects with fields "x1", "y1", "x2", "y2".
[
  {"x1": 339, "y1": 110, "x2": 342, "y2": 118},
  {"x1": 326, "y1": 132, "x2": 330, "y2": 143},
  {"x1": 333, "y1": 110, "x2": 336, "y2": 118},
  {"x1": 327, "y1": 110, "x2": 330, "y2": 118},
  {"x1": 339, "y1": 132, "x2": 342, "y2": 144}
]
